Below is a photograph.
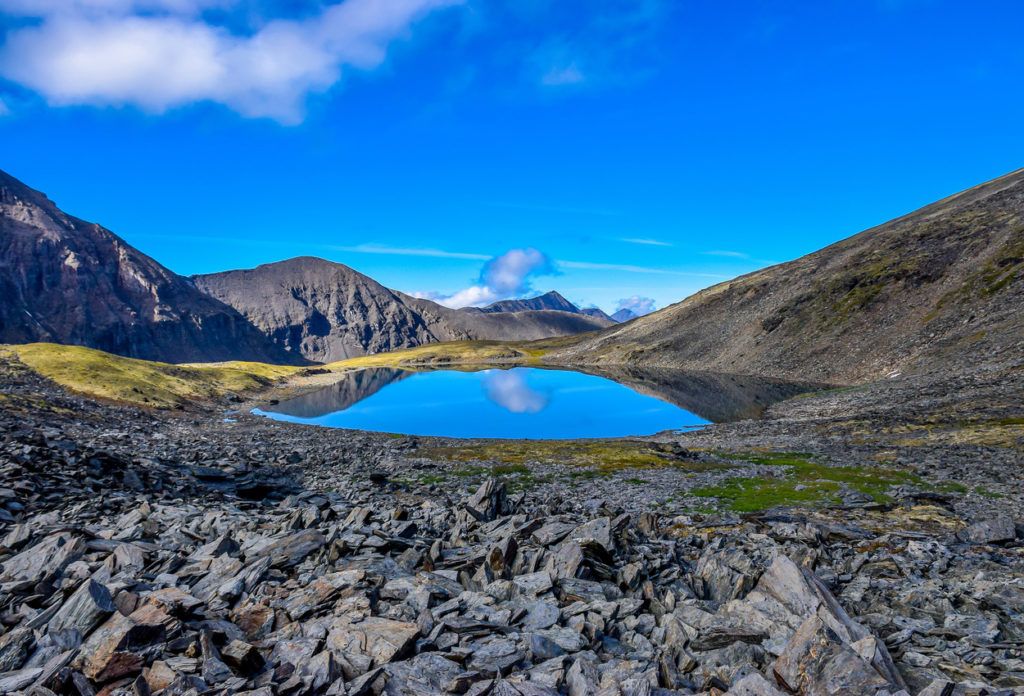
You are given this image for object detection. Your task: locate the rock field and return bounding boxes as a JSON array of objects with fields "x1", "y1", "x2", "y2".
[{"x1": 1, "y1": 355, "x2": 1023, "y2": 696}]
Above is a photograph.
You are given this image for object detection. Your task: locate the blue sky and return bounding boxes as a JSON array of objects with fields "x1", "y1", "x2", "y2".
[{"x1": 1, "y1": 1, "x2": 1022, "y2": 314}]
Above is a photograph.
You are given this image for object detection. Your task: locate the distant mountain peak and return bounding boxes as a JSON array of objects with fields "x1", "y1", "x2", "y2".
[
  {"x1": 581, "y1": 307, "x2": 615, "y2": 322},
  {"x1": 611, "y1": 308, "x2": 639, "y2": 322},
  {"x1": 477, "y1": 290, "x2": 579, "y2": 314}
]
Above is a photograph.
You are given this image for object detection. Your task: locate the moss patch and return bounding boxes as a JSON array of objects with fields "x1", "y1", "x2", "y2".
[
  {"x1": 413, "y1": 439, "x2": 722, "y2": 473},
  {"x1": 691, "y1": 451, "x2": 920, "y2": 512}
]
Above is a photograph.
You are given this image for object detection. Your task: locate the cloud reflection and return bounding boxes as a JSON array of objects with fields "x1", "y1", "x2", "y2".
[{"x1": 482, "y1": 370, "x2": 549, "y2": 414}]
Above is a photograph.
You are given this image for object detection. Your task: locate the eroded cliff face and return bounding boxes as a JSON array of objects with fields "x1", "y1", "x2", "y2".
[
  {"x1": 552, "y1": 168, "x2": 1024, "y2": 384},
  {"x1": 193, "y1": 259, "x2": 612, "y2": 364},
  {"x1": 0, "y1": 169, "x2": 301, "y2": 364}
]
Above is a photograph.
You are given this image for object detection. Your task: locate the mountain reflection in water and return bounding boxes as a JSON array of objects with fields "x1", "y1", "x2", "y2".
[{"x1": 254, "y1": 366, "x2": 823, "y2": 439}]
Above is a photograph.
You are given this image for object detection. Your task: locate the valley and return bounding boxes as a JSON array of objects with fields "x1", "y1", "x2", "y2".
[
  {"x1": 0, "y1": 166, "x2": 1022, "y2": 695},
  {"x1": 3, "y1": 3, "x2": 1023, "y2": 693}
]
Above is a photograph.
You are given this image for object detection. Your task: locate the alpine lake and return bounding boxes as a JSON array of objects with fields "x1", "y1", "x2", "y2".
[{"x1": 253, "y1": 365, "x2": 820, "y2": 439}]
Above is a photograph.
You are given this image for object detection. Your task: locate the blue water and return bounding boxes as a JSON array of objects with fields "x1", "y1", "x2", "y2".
[{"x1": 254, "y1": 367, "x2": 709, "y2": 439}]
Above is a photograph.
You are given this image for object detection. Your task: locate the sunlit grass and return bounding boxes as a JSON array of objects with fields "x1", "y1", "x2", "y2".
[{"x1": 3, "y1": 343, "x2": 304, "y2": 408}]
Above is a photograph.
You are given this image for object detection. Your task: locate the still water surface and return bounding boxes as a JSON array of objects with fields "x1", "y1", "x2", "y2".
[{"x1": 254, "y1": 367, "x2": 815, "y2": 439}]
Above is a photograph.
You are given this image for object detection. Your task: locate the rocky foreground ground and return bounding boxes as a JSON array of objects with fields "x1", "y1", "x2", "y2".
[{"x1": 0, "y1": 355, "x2": 1022, "y2": 696}]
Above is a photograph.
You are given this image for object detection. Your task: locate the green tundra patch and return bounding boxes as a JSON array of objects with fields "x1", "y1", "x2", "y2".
[
  {"x1": 691, "y1": 451, "x2": 920, "y2": 512},
  {"x1": 412, "y1": 439, "x2": 723, "y2": 473},
  {"x1": 3, "y1": 343, "x2": 304, "y2": 408}
]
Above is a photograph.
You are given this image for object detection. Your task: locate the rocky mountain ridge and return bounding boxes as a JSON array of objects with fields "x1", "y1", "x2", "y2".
[
  {"x1": 471, "y1": 292, "x2": 617, "y2": 323},
  {"x1": 193, "y1": 259, "x2": 612, "y2": 364},
  {"x1": 0, "y1": 169, "x2": 300, "y2": 365},
  {"x1": 0, "y1": 169, "x2": 610, "y2": 365},
  {"x1": 552, "y1": 168, "x2": 1024, "y2": 384},
  {"x1": 475, "y1": 291, "x2": 579, "y2": 314}
]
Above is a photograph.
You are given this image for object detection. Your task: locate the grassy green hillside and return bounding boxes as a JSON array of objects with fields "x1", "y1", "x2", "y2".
[{"x1": 2, "y1": 343, "x2": 304, "y2": 408}]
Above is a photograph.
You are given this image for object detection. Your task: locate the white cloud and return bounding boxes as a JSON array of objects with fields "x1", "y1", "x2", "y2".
[
  {"x1": 481, "y1": 247, "x2": 555, "y2": 295},
  {"x1": 482, "y1": 370, "x2": 548, "y2": 413},
  {"x1": 417, "y1": 247, "x2": 556, "y2": 308},
  {"x1": 413, "y1": 285, "x2": 495, "y2": 308},
  {"x1": 615, "y1": 295, "x2": 656, "y2": 316},
  {"x1": 0, "y1": 0, "x2": 460, "y2": 123}
]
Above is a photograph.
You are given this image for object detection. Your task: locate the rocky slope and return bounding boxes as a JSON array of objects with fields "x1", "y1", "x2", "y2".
[
  {"x1": 553, "y1": 168, "x2": 1024, "y2": 384},
  {"x1": 194, "y1": 258, "x2": 611, "y2": 363},
  {"x1": 0, "y1": 169, "x2": 300, "y2": 365}
]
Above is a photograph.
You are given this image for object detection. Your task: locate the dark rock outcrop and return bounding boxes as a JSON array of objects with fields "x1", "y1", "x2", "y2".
[{"x1": 0, "y1": 169, "x2": 300, "y2": 365}]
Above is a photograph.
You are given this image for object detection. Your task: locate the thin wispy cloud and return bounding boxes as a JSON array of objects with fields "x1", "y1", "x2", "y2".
[
  {"x1": 560, "y1": 260, "x2": 728, "y2": 279},
  {"x1": 330, "y1": 244, "x2": 489, "y2": 260},
  {"x1": 130, "y1": 234, "x2": 491, "y2": 261},
  {"x1": 619, "y1": 237, "x2": 672, "y2": 247},
  {"x1": 701, "y1": 250, "x2": 780, "y2": 264},
  {"x1": 0, "y1": 0, "x2": 461, "y2": 123},
  {"x1": 525, "y1": 1, "x2": 670, "y2": 89},
  {"x1": 702, "y1": 250, "x2": 750, "y2": 259}
]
